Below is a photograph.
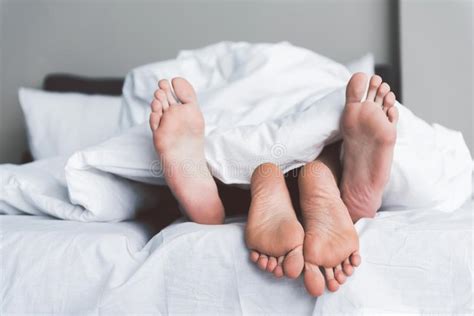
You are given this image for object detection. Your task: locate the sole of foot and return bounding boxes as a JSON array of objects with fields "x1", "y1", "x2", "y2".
[
  {"x1": 245, "y1": 163, "x2": 305, "y2": 279},
  {"x1": 340, "y1": 73, "x2": 398, "y2": 222},
  {"x1": 299, "y1": 159, "x2": 360, "y2": 296},
  {"x1": 149, "y1": 78, "x2": 225, "y2": 225}
]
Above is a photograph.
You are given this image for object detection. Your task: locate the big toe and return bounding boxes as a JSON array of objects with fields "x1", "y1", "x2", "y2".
[
  {"x1": 346, "y1": 72, "x2": 369, "y2": 103},
  {"x1": 282, "y1": 245, "x2": 304, "y2": 279},
  {"x1": 304, "y1": 263, "x2": 326, "y2": 297},
  {"x1": 172, "y1": 77, "x2": 198, "y2": 104}
]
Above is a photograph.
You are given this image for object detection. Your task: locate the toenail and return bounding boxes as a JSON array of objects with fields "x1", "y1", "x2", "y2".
[{"x1": 154, "y1": 90, "x2": 163, "y2": 99}]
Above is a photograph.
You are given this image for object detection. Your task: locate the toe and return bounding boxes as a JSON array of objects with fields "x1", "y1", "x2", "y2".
[
  {"x1": 149, "y1": 112, "x2": 162, "y2": 131},
  {"x1": 334, "y1": 264, "x2": 346, "y2": 284},
  {"x1": 367, "y1": 75, "x2": 382, "y2": 101},
  {"x1": 303, "y1": 263, "x2": 326, "y2": 297},
  {"x1": 266, "y1": 256, "x2": 278, "y2": 272},
  {"x1": 383, "y1": 92, "x2": 396, "y2": 113},
  {"x1": 324, "y1": 268, "x2": 340, "y2": 292},
  {"x1": 342, "y1": 258, "x2": 354, "y2": 276},
  {"x1": 155, "y1": 89, "x2": 169, "y2": 111},
  {"x1": 388, "y1": 106, "x2": 399, "y2": 124},
  {"x1": 282, "y1": 245, "x2": 304, "y2": 279},
  {"x1": 375, "y1": 82, "x2": 390, "y2": 105},
  {"x1": 172, "y1": 77, "x2": 198, "y2": 104},
  {"x1": 151, "y1": 98, "x2": 162, "y2": 114},
  {"x1": 273, "y1": 257, "x2": 285, "y2": 278},
  {"x1": 273, "y1": 265, "x2": 284, "y2": 278},
  {"x1": 250, "y1": 251, "x2": 260, "y2": 263},
  {"x1": 158, "y1": 79, "x2": 178, "y2": 105},
  {"x1": 257, "y1": 254, "x2": 269, "y2": 270},
  {"x1": 346, "y1": 72, "x2": 369, "y2": 103},
  {"x1": 350, "y1": 251, "x2": 362, "y2": 267}
]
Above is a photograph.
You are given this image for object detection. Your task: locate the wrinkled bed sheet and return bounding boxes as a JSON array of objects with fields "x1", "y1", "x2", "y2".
[{"x1": 1, "y1": 191, "x2": 472, "y2": 315}]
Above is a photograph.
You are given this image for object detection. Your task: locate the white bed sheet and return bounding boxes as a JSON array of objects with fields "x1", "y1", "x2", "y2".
[{"x1": 1, "y1": 194, "x2": 473, "y2": 315}]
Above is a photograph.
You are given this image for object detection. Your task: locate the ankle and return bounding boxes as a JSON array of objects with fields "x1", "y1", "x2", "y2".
[
  {"x1": 341, "y1": 188, "x2": 379, "y2": 222},
  {"x1": 184, "y1": 200, "x2": 225, "y2": 224}
]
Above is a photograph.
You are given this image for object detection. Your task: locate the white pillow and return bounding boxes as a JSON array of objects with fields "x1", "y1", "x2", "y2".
[
  {"x1": 345, "y1": 53, "x2": 375, "y2": 75},
  {"x1": 19, "y1": 88, "x2": 123, "y2": 160}
]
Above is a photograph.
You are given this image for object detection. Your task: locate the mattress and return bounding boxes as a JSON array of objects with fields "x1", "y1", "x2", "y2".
[{"x1": 1, "y1": 195, "x2": 473, "y2": 315}]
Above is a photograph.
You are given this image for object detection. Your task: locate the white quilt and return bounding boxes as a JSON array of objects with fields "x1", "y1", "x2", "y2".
[{"x1": 0, "y1": 42, "x2": 471, "y2": 222}]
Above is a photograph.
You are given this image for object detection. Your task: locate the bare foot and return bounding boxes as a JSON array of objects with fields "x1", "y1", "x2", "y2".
[
  {"x1": 299, "y1": 156, "x2": 360, "y2": 296},
  {"x1": 340, "y1": 73, "x2": 398, "y2": 222},
  {"x1": 149, "y1": 78, "x2": 225, "y2": 224},
  {"x1": 245, "y1": 163, "x2": 305, "y2": 279}
]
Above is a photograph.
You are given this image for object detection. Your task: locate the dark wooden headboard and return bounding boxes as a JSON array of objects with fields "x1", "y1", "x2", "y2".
[{"x1": 43, "y1": 74, "x2": 124, "y2": 96}]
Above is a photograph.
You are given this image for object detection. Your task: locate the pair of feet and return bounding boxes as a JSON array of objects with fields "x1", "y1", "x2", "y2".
[
  {"x1": 149, "y1": 73, "x2": 398, "y2": 296},
  {"x1": 246, "y1": 73, "x2": 398, "y2": 295}
]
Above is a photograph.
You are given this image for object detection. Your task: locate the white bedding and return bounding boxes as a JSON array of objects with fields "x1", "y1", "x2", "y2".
[
  {"x1": 1, "y1": 195, "x2": 472, "y2": 314},
  {"x1": 0, "y1": 42, "x2": 472, "y2": 222},
  {"x1": 1, "y1": 42, "x2": 473, "y2": 314}
]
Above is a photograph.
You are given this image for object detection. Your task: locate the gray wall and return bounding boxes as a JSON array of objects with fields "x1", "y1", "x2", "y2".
[
  {"x1": 400, "y1": 0, "x2": 473, "y2": 154},
  {"x1": 0, "y1": 0, "x2": 396, "y2": 163}
]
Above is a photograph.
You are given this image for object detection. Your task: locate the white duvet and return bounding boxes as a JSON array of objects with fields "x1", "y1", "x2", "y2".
[{"x1": 0, "y1": 42, "x2": 471, "y2": 222}]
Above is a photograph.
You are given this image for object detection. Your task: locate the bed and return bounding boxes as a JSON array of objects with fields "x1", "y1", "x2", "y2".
[{"x1": 2, "y1": 64, "x2": 473, "y2": 315}]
